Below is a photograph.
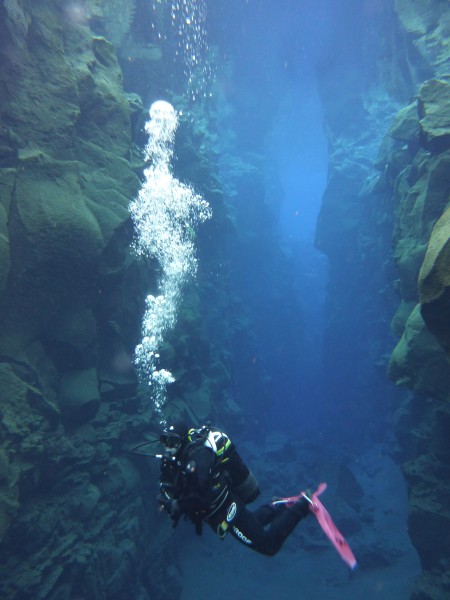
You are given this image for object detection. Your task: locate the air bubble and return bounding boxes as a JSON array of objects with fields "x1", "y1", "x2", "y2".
[
  {"x1": 129, "y1": 101, "x2": 211, "y2": 410},
  {"x1": 153, "y1": 1, "x2": 215, "y2": 103}
]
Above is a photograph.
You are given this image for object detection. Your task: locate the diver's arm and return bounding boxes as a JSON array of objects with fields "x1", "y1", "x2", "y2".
[{"x1": 158, "y1": 457, "x2": 179, "y2": 516}]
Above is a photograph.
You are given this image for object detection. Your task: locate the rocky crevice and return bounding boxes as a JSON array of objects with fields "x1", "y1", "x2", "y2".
[
  {"x1": 0, "y1": 1, "x2": 256, "y2": 597},
  {"x1": 0, "y1": 2, "x2": 179, "y2": 598},
  {"x1": 317, "y1": 1, "x2": 450, "y2": 598}
]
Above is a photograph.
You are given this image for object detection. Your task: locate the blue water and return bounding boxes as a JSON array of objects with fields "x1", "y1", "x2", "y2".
[
  {"x1": 156, "y1": 1, "x2": 420, "y2": 597},
  {"x1": 199, "y1": 0, "x2": 399, "y2": 445},
  {"x1": 205, "y1": 0, "x2": 331, "y2": 436},
  {"x1": 0, "y1": 1, "x2": 425, "y2": 598}
]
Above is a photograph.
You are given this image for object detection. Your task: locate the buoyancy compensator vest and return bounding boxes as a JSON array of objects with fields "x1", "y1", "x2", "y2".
[{"x1": 187, "y1": 425, "x2": 260, "y2": 505}]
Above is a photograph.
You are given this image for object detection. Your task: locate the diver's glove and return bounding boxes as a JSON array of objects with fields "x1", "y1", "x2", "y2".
[
  {"x1": 157, "y1": 492, "x2": 182, "y2": 526},
  {"x1": 168, "y1": 499, "x2": 182, "y2": 526}
]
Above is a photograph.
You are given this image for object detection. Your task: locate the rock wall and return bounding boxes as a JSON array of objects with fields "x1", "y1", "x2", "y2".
[
  {"x1": 316, "y1": 1, "x2": 450, "y2": 598},
  {"x1": 0, "y1": 1, "x2": 249, "y2": 597},
  {"x1": 383, "y1": 6, "x2": 450, "y2": 595},
  {"x1": 0, "y1": 1, "x2": 180, "y2": 598}
]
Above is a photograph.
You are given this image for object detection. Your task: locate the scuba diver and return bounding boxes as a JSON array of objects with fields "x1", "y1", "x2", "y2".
[{"x1": 157, "y1": 421, "x2": 311, "y2": 556}]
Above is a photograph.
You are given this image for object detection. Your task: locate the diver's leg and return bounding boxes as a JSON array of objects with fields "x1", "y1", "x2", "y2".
[
  {"x1": 253, "y1": 502, "x2": 284, "y2": 526},
  {"x1": 229, "y1": 498, "x2": 310, "y2": 556}
]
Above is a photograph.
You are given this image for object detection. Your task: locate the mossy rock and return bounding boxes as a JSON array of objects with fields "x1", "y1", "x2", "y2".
[
  {"x1": 408, "y1": 481, "x2": 450, "y2": 571},
  {"x1": 431, "y1": 405, "x2": 450, "y2": 459},
  {"x1": 48, "y1": 304, "x2": 98, "y2": 352},
  {"x1": 0, "y1": 204, "x2": 10, "y2": 295},
  {"x1": 77, "y1": 142, "x2": 139, "y2": 200},
  {"x1": 393, "y1": 237, "x2": 428, "y2": 301},
  {"x1": 0, "y1": 158, "x2": 104, "y2": 352},
  {"x1": 208, "y1": 361, "x2": 231, "y2": 389},
  {"x1": 85, "y1": 198, "x2": 128, "y2": 248},
  {"x1": 394, "y1": 0, "x2": 440, "y2": 35},
  {"x1": 0, "y1": 170, "x2": 15, "y2": 298},
  {"x1": 389, "y1": 101, "x2": 420, "y2": 143},
  {"x1": 0, "y1": 2, "x2": 80, "y2": 158},
  {"x1": 70, "y1": 36, "x2": 131, "y2": 156},
  {"x1": 183, "y1": 380, "x2": 212, "y2": 421},
  {"x1": 419, "y1": 79, "x2": 450, "y2": 150},
  {"x1": 0, "y1": 447, "x2": 19, "y2": 544},
  {"x1": 59, "y1": 368, "x2": 100, "y2": 424},
  {"x1": 1, "y1": 3, "x2": 132, "y2": 161},
  {"x1": 0, "y1": 361, "x2": 54, "y2": 434},
  {"x1": 391, "y1": 299, "x2": 416, "y2": 338},
  {"x1": 419, "y1": 206, "x2": 450, "y2": 354},
  {"x1": 0, "y1": 363, "x2": 30, "y2": 435},
  {"x1": 388, "y1": 304, "x2": 450, "y2": 400},
  {"x1": 419, "y1": 206, "x2": 450, "y2": 302},
  {"x1": 42, "y1": 303, "x2": 98, "y2": 372},
  {"x1": 0, "y1": 169, "x2": 16, "y2": 213},
  {"x1": 23, "y1": 341, "x2": 60, "y2": 411},
  {"x1": 15, "y1": 159, "x2": 103, "y2": 254},
  {"x1": 412, "y1": 571, "x2": 450, "y2": 600},
  {"x1": 422, "y1": 150, "x2": 450, "y2": 228}
]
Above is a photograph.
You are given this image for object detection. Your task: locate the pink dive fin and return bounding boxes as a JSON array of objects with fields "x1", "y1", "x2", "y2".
[
  {"x1": 309, "y1": 483, "x2": 357, "y2": 569},
  {"x1": 272, "y1": 482, "x2": 357, "y2": 569}
]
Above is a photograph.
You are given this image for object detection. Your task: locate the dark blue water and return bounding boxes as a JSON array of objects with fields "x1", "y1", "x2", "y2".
[
  {"x1": 200, "y1": 0, "x2": 400, "y2": 446},
  {"x1": 205, "y1": 0, "x2": 331, "y2": 436},
  {"x1": 170, "y1": 2, "x2": 420, "y2": 597}
]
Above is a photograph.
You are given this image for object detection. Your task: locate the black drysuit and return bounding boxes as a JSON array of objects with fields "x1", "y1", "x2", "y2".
[{"x1": 159, "y1": 440, "x2": 309, "y2": 556}]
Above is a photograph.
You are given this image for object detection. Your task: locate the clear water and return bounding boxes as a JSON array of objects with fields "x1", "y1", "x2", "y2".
[{"x1": 0, "y1": 1, "x2": 427, "y2": 598}]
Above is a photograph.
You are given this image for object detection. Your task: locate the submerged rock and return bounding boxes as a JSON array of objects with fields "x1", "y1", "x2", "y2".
[
  {"x1": 419, "y1": 78, "x2": 450, "y2": 150},
  {"x1": 59, "y1": 368, "x2": 100, "y2": 424},
  {"x1": 389, "y1": 101, "x2": 420, "y2": 143},
  {"x1": 0, "y1": 2, "x2": 163, "y2": 598},
  {"x1": 388, "y1": 304, "x2": 450, "y2": 400},
  {"x1": 419, "y1": 206, "x2": 450, "y2": 356},
  {"x1": 404, "y1": 453, "x2": 450, "y2": 570}
]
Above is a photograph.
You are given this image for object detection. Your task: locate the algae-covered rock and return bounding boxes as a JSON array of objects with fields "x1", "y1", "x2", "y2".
[
  {"x1": 0, "y1": 169, "x2": 16, "y2": 213},
  {"x1": 89, "y1": 0, "x2": 137, "y2": 48},
  {"x1": 0, "y1": 447, "x2": 19, "y2": 544},
  {"x1": 393, "y1": 237, "x2": 428, "y2": 301},
  {"x1": 419, "y1": 206, "x2": 450, "y2": 354},
  {"x1": 388, "y1": 304, "x2": 450, "y2": 399},
  {"x1": 389, "y1": 101, "x2": 420, "y2": 143},
  {"x1": 98, "y1": 322, "x2": 137, "y2": 401},
  {"x1": 43, "y1": 304, "x2": 98, "y2": 372},
  {"x1": 0, "y1": 5, "x2": 80, "y2": 159},
  {"x1": 390, "y1": 146, "x2": 450, "y2": 302},
  {"x1": 394, "y1": 0, "x2": 441, "y2": 35},
  {"x1": 183, "y1": 380, "x2": 212, "y2": 421},
  {"x1": 0, "y1": 363, "x2": 32, "y2": 435},
  {"x1": 431, "y1": 405, "x2": 450, "y2": 460},
  {"x1": 15, "y1": 160, "x2": 103, "y2": 255},
  {"x1": 418, "y1": 79, "x2": 450, "y2": 150},
  {"x1": 59, "y1": 368, "x2": 100, "y2": 424},
  {"x1": 49, "y1": 305, "x2": 98, "y2": 354},
  {"x1": 391, "y1": 299, "x2": 416, "y2": 338},
  {"x1": 0, "y1": 2, "x2": 164, "y2": 598},
  {"x1": 395, "y1": 0, "x2": 450, "y2": 78},
  {"x1": 0, "y1": 159, "x2": 104, "y2": 354},
  {"x1": 422, "y1": 149, "x2": 450, "y2": 227},
  {"x1": 419, "y1": 205, "x2": 450, "y2": 299},
  {"x1": 0, "y1": 205, "x2": 10, "y2": 294},
  {"x1": 404, "y1": 454, "x2": 450, "y2": 571},
  {"x1": 0, "y1": 363, "x2": 43, "y2": 542},
  {"x1": 58, "y1": 368, "x2": 99, "y2": 415},
  {"x1": 0, "y1": 170, "x2": 15, "y2": 298}
]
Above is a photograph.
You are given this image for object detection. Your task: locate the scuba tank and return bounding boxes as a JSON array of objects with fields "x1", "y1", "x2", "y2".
[{"x1": 188, "y1": 425, "x2": 260, "y2": 504}]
